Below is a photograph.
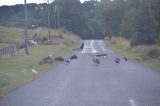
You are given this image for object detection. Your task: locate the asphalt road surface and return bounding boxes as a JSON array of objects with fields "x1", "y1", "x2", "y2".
[{"x1": 0, "y1": 40, "x2": 160, "y2": 106}]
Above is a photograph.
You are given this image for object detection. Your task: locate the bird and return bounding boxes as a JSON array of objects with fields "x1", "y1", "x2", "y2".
[
  {"x1": 55, "y1": 57, "x2": 65, "y2": 62},
  {"x1": 70, "y1": 55, "x2": 78, "y2": 60},
  {"x1": 101, "y1": 53, "x2": 108, "y2": 58},
  {"x1": 39, "y1": 51, "x2": 54, "y2": 65},
  {"x1": 102, "y1": 53, "x2": 108, "y2": 57},
  {"x1": 31, "y1": 69, "x2": 38, "y2": 78},
  {"x1": 115, "y1": 57, "x2": 120, "y2": 64},
  {"x1": 80, "y1": 42, "x2": 84, "y2": 50},
  {"x1": 115, "y1": 57, "x2": 120, "y2": 61},
  {"x1": 95, "y1": 54, "x2": 102, "y2": 57},
  {"x1": 124, "y1": 57, "x2": 128, "y2": 61},
  {"x1": 93, "y1": 58, "x2": 100, "y2": 64},
  {"x1": 64, "y1": 59, "x2": 70, "y2": 63},
  {"x1": 49, "y1": 51, "x2": 53, "y2": 58},
  {"x1": 115, "y1": 59, "x2": 120, "y2": 64},
  {"x1": 95, "y1": 53, "x2": 108, "y2": 58}
]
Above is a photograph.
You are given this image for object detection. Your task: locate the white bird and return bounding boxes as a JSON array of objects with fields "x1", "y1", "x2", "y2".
[
  {"x1": 32, "y1": 69, "x2": 38, "y2": 78},
  {"x1": 49, "y1": 51, "x2": 53, "y2": 58},
  {"x1": 29, "y1": 40, "x2": 38, "y2": 46}
]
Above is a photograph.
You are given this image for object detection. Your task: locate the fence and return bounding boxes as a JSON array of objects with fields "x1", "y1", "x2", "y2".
[{"x1": 0, "y1": 44, "x2": 20, "y2": 59}]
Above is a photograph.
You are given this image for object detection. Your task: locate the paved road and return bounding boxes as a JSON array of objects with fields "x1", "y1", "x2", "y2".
[{"x1": 0, "y1": 40, "x2": 160, "y2": 106}]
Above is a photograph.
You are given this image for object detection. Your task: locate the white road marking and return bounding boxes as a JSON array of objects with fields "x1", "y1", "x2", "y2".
[
  {"x1": 129, "y1": 99, "x2": 137, "y2": 106},
  {"x1": 97, "y1": 40, "x2": 113, "y2": 53},
  {"x1": 81, "y1": 40, "x2": 113, "y2": 54},
  {"x1": 81, "y1": 40, "x2": 97, "y2": 54},
  {"x1": 91, "y1": 40, "x2": 97, "y2": 53}
]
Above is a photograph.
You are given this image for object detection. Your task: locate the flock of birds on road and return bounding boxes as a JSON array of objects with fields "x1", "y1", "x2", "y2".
[
  {"x1": 38, "y1": 41, "x2": 128, "y2": 66},
  {"x1": 31, "y1": 52, "x2": 78, "y2": 78},
  {"x1": 92, "y1": 53, "x2": 128, "y2": 65},
  {"x1": 31, "y1": 42, "x2": 128, "y2": 78},
  {"x1": 39, "y1": 42, "x2": 84, "y2": 65}
]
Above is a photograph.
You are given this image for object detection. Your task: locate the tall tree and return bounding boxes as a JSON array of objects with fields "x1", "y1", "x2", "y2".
[
  {"x1": 51, "y1": 0, "x2": 86, "y2": 37},
  {"x1": 130, "y1": 0, "x2": 158, "y2": 46},
  {"x1": 120, "y1": 8, "x2": 138, "y2": 38},
  {"x1": 103, "y1": 0, "x2": 127, "y2": 36}
]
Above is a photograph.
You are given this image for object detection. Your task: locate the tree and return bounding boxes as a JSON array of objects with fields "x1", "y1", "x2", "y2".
[
  {"x1": 51, "y1": 0, "x2": 86, "y2": 37},
  {"x1": 103, "y1": 0, "x2": 127, "y2": 36},
  {"x1": 130, "y1": 0, "x2": 158, "y2": 46},
  {"x1": 120, "y1": 8, "x2": 138, "y2": 39}
]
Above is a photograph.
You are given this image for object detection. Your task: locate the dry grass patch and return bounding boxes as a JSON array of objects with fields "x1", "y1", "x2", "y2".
[
  {"x1": 110, "y1": 36, "x2": 131, "y2": 50},
  {"x1": 0, "y1": 26, "x2": 80, "y2": 45}
]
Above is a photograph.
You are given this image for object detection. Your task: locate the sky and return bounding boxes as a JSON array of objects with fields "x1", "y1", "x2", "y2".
[{"x1": 0, "y1": 0, "x2": 87, "y2": 6}]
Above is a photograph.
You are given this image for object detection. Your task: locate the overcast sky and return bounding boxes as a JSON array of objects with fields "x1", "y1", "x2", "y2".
[{"x1": 0, "y1": 0, "x2": 87, "y2": 6}]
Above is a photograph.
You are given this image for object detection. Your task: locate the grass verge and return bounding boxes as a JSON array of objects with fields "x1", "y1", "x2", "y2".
[
  {"x1": 106, "y1": 37, "x2": 160, "y2": 71},
  {"x1": 0, "y1": 44, "x2": 75, "y2": 97}
]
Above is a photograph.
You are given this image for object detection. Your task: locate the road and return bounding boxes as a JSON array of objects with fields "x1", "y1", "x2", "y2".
[{"x1": 0, "y1": 40, "x2": 160, "y2": 106}]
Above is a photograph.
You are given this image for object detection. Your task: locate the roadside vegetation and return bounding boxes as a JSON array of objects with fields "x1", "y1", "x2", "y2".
[
  {"x1": 0, "y1": 26, "x2": 80, "y2": 97},
  {"x1": 0, "y1": 0, "x2": 160, "y2": 96},
  {"x1": 106, "y1": 37, "x2": 160, "y2": 71},
  {"x1": 0, "y1": 26, "x2": 79, "y2": 44}
]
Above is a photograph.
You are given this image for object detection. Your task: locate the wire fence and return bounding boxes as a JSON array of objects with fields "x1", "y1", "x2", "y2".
[
  {"x1": 0, "y1": 33, "x2": 54, "y2": 59},
  {"x1": 0, "y1": 44, "x2": 20, "y2": 59}
]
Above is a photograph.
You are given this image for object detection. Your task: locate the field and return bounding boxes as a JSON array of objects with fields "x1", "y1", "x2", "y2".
[
  {"x1": 0, "y1": 26, "x2": 79, "y2": 44},
  {"x1": 106, "y1": 37, "x2": 160, "y2": 71},
  {"x1": 0, "y1": 26, "x2": 80, "y2": 97}
]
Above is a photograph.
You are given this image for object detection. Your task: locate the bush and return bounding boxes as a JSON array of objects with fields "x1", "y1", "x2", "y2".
[
  {"x1": 110, "y1": 37, "x2": 131, "y2": 49},
  {"x1": 133, "y1": 45, "x2": 160, "y2": 59},
  {"x1": 146, "y1": 48, "x2": 160, "y2": 58},
  {"x1": 130, "y1": 34, "x2": 156, "y2": 47}
]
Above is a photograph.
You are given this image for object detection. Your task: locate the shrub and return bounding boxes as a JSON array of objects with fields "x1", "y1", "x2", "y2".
[
  {"x1": 110, "y1": 37, "x2": 131, "y2": 49},
  {"x1": 146, "y1": 48, "x2": 160, "y2": 58}
]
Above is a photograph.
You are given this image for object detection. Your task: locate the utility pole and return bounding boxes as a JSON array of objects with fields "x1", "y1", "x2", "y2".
[
  {"x1": 54, "y1": 5, "x2": 57, "y2": 29},
  {"x1": 24, "y1": 0, "x2": 29, "y2": 55},
  {"x1": 47, "y1": 0, "x2": 51, "y2": 40},
  {"x1": 57, "y1": 3, "x2": 60, "y2": 29}
]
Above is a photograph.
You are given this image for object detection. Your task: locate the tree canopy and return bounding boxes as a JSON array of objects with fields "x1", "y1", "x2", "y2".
[{"x1": 0, "y1": 0, "x2": 160, "y2": 45}]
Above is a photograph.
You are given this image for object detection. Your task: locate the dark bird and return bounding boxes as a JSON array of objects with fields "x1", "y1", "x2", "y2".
[
  {"x1": 95, "y1": 53, "x2": 108, "y2": 58},
  {"x1": 70, "y1": 55, "x2": 78, "y2": 60},
  {"x1": 39, "y1": 56, "x2": 53, "y2": 65},
  {"x1": 95, "y1": 54, "x2": 102, "y2": 57},
  {"x1": 64, "y1": 59, "x2": 70, "y2": 63},
  {"x1": 115, "y1": 57, "x2": 120, "y2": 61},
  {"x1": 80, "y1": 42, "x2": 84, "y2": 50},
  {"x1": 55, "y1": 57, "x2": 65, "y2": 62},
  {"x1": 115, "y1": 59, "x2": 120, "y2": 64},
  {"x1": 93, "y1": 58, "x2": 100, "y2": 64},
  {"x1": 124, "y1": 57, "x2": 128, "y2": 61},
  {"x1": 102, "y1": 53, "x2": 108, "y2": 57},
  {"x1": 39, "y1": 52, "x2": 54, "y2": 65}
]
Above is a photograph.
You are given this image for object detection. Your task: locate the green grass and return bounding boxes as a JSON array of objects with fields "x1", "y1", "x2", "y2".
[
  {"x1": 0, "y1": 44, "x2": 75, "y2": 97},
  {"x1": 144, "y1": 58, "x2": 160, "y2": 71},
  {"x1": 107, "y1": 42, "x2": 139, "y2": 60},
  {"x1": 0, "y1": 26, "x2": 80, "y2": 97}
]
